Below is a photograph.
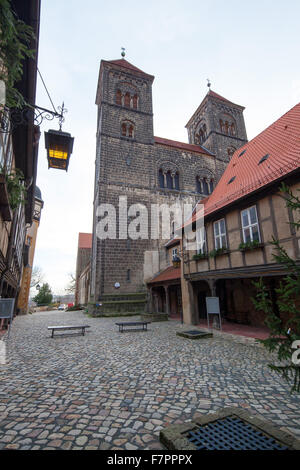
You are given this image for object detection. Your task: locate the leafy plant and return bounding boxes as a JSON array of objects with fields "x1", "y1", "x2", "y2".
[
  {"x1": 0, "y1": 0, "x2": 35, "y2": 108},
  {"x1": 193, "y1": 252, "x2": 208, "y2": 260},
  {"x1": 239, "y1": 239, "x2": 261, "y2": 251},
  {"x1": 252, "y1": 183, "x2": 300, "y2": 393},
  {"x1": 2, "y1": 167, "x2": 26, "y2": 210},
  {"x1": 209, "y1": 246, "x2": 228, "y2": 258}
]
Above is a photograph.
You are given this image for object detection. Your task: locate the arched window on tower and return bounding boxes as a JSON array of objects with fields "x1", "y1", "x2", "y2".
[
  {"x1": 227, "y1": 147, "x2": 236, "y2": 159},
  {"x1": 209, "y1": 179, "x2": 214, "y2": 193},
  {"x1": 124, "y1": 92, "x2": 130, "y2": 107},
  {"x1": 121, "y1": 123, "x2": 127, "y2": 137},
  {"x1": 133, "y1": 94, "x2": 138, "y2": 109},
  {"x1": 166, "y1": 171, "x2": 173, "y2": 189},
  {"x1": 231, "y1": 123, "x2": 236, "y2": 136},
  {"x1": 203, "y1": 178, "x2": 209, "y2": 195},
  {"x1": 174, "y1": 172, "x2": 180, "y2": 190},
  {"x1": 121, "y1": 121, "x2": 135, "y2": 138},
  {"x1": 196, "y1": 176, "x2": 202, "y2": 193},
  {"x1": 128, "y1": 125, "x2": 134, "y2": 138},
  {"x1": 159, "y1": 169, "x2": 164, "y2": 188},
  {"x1": 116, "y1": 89, "x2": 122, "y2": 105},
  {"x1": 219, "y1": 119, "x2": 224, "y2": 133}
]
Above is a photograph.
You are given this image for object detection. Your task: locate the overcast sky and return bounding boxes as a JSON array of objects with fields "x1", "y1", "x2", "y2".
[{"x1": 32, "y1": 0, "x2": 300, "y2": 295}]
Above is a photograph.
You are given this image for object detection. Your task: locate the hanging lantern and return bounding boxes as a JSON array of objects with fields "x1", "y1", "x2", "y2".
[
  {"x1": 44, "y1": 129, "x2": 74, "y2": 171},
  {"x1": 172, "y1": 254, "x2": 181, "y2": 268}
]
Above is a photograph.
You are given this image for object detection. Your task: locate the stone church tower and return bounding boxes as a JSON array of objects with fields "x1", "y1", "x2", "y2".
[
  {"x1": 90, "y1": 57, "x2": 247, "y2": 302},
  {"x1": 186, "y1": 89, "x2": 247, "y2": 178}
]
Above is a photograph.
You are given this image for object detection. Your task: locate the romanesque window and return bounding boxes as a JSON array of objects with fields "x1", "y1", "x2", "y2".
[
  {"x1": 241, "y1": 206, "x2": 260, "y2": 243},
  {"x1": 133, "y1": 94, "x2": 138, "y2": 109},
  {"x1": 121, "y1": 123, "x2": 127, "y2": 137},
  {"x1": 196, "y1": 176, "x2": 202, "y2": 193},
  {"x1": 121, "y1": 121, "x2": 135, "y2": 139},
  {"x1": 116, "y1": 89, "x2": 139, "y2": 110},
  {"x1": 227, "y1": 147, "x2": 236, "y2": 159},
  {"x1": 159, "y1": 169, "x2": 164, "y2": 188},
  {"x1": 127, "y1": 269, "x2": 131, "y2": 282},
  {"x1": 116, "y1": 89, "x2": 122, "y2": 105},
  {"x1": 166, "y1": 171, "x2": 173, "y2": 189},
  {"x1": 196, "y1": 176, "x2": 214, "y2": 194},
  {"x1": 174, "y1": 172, "x2": 180, "y2": 190},
  {"x1": 124, "y1": 92, "x2": 131, "y2": 107},
  {"x1": 128, "y1": 125, "x2": 134, "y2": 138},
  {"x1": 195, "y1": 122, "x2": 207, "y2": 145},
  {"x1": 202, "y1": 178, "x2": 209, "y2": 195},
  {"x1": 214, "y1": 218, "x2": 227, "y2": 250},
  {"x1": 158, "y1": 169, "x2": 180, "y2": 190},
  {"x1": 220, "y1": 115, "x2": 236, "y2": 136}
]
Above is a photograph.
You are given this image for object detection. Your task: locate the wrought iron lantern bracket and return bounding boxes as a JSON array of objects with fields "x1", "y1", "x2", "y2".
[{"x1": 0, "y1": 102, "x2": 67, "y2": 134}]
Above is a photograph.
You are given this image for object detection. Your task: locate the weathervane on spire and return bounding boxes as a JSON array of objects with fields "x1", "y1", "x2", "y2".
[
  {"x1": 207, "y1": 78, "x2": 211, "y2": 90},
  {"x1": 121, "y1": 47, "x2": 126, "y2": 58}
]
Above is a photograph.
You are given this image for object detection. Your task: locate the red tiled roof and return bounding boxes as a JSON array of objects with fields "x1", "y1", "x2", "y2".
[
  {"x1": 78, "y1": 233, "x2": 92, "y2": 249},
  {"x1": 185, "y1": 102, "x2": 300, "y2": 226},
  {"x1": 147, "y1": 266, "x2": 181, "y2": 284},
  {"x1": 106, "y1": 58, "x2": 154, "y2": 79},
  {"x1": 154, "y1": 136, "x2": 213, "y2": 156}
]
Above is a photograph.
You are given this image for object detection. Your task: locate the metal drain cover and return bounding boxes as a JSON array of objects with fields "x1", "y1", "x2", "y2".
[
  {"x1": 186, "y1": 416, "x2": 288, "y2": 450},
  {"x1": 176, "y1": 330, "x2": 213, "y2": 340},
  {"x1": 159, "y1": 407, "x2": 300, "y2": 451}
]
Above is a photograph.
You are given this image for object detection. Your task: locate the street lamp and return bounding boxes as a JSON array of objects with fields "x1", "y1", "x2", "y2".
[
  {"x1": 44, "y1": 128, "x2": 74, "y2": 171},
  {"x1": 172, "y1": 254, "x2": 181, "y2": 269}
]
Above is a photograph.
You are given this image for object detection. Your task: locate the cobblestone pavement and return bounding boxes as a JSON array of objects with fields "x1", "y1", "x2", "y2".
[{"x1": 0, "y1": 310, "x2": 299, "y2": 450}]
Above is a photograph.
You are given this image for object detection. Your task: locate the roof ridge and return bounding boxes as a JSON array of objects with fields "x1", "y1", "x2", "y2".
[{"x1": 154, "y1": 136, "x2": 214, "y2": 156}]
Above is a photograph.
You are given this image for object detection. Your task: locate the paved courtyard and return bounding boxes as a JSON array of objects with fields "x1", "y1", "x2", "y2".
[{"x1": 0, "y1": 310, "x2": 299, "y2": 450}]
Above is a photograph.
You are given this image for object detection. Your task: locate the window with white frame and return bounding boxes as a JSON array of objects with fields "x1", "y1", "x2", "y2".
[
  {"x1": 241, "y1": 206, "x2": 260, "y2": 243},
  {"x1": 172, "y1": 247, "x2": 178, "y2": 260},
  {"x1": 196, "y1": 227, "x2": 207, "y2": 254},
  {"x1": 213, "y1": 218, "x2": 227, "y2": 250}
]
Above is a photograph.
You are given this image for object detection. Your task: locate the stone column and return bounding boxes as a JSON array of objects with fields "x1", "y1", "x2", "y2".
[
  {"x1": 181, "y1": 277, "x2": 196, "y2": 325},
  {"x1": 208, "y1": 279, "x2": 217, "y2": 296},
  {"x1": 147, "y1": 287, "x2": 154, "y2": 313},
  {"x1": 164, "y1": 285, "x2": 170, "y2": 315},
  {"x1": 163, "y1": 172, "x2": 167, "y2": 188}
]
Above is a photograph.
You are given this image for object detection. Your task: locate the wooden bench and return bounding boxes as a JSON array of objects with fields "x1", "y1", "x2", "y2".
[
  {"x1": 48, "y1": 325, "x2": 90, "y2": 338},
  {"x1": 115, "y1": 321, "x2": 150, "y2": 333}
]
